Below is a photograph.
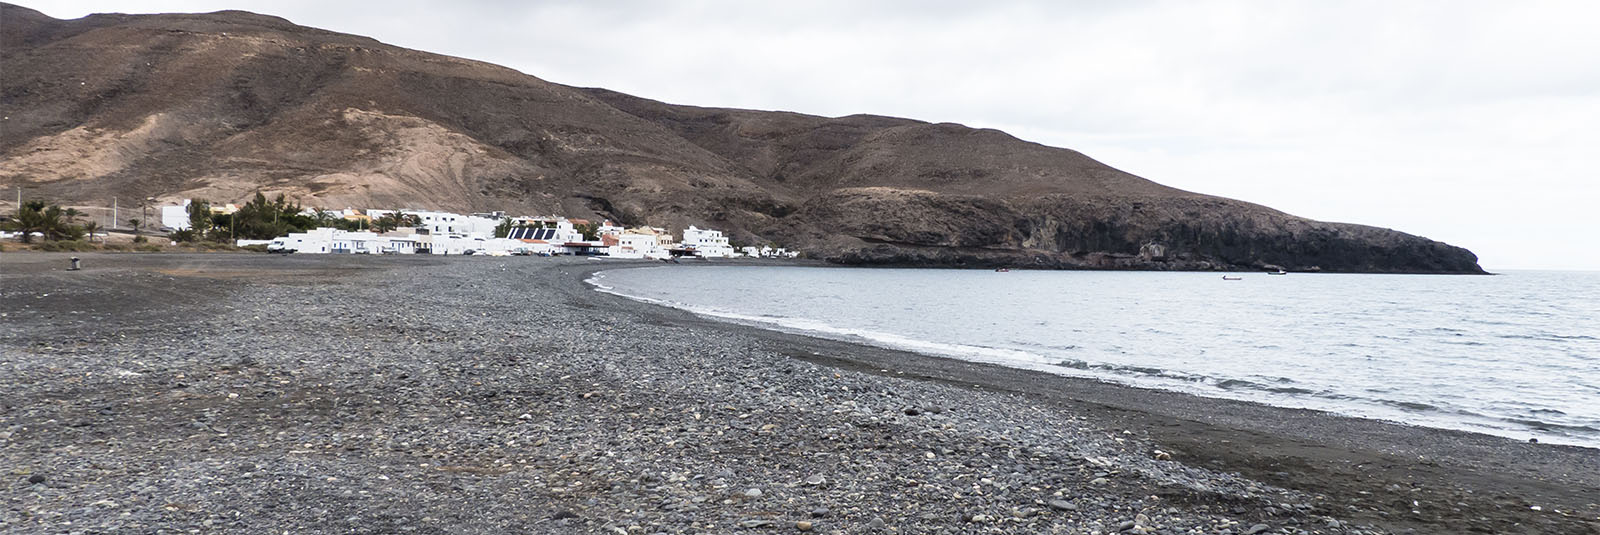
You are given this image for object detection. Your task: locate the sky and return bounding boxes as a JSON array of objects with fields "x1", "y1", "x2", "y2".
[{"x1": 28, "y1": 1, "x2": 1600, "y2": 270}]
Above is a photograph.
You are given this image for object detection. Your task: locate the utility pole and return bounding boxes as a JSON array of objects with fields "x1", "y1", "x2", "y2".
[{"x1": 112, "y1": 197, "x2": 117, "y2": 230}]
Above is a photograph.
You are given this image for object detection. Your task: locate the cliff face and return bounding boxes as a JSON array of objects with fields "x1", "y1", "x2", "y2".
[{"x1": 0, "y1": 3, "x2": 1483, "y2": 273}]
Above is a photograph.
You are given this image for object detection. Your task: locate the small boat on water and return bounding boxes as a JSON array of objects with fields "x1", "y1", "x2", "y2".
[
  {"x1": 995, "y1": 268, "x2": 1011, "y2": 272},
  {"x1": 1268, "y1": 268, "x2": 1288, "y2": 275},
  {"x1": 1222, "y1": 275, "x2": 1243, "y2": 281}
]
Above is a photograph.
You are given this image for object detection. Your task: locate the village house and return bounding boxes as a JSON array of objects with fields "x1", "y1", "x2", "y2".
[
  {"x1": 603, "y1": 232, "x2": 670, "y2": 259},
  {"x1": 160, "y1": 199, "x2": 239, "y2": 230},
  {"x1": 681, "y1": 225, "x2": 735, "y2": 258}
]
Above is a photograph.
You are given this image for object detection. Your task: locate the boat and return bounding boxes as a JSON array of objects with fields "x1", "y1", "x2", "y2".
[
  {"x1": 995, "y1": 268, "x2": 1011, "y2": 272},
  {"x1": 1222, "y1": 275, "x2": 1242, "y2": 281},
  {"x1": 1268, "y1": 268, "x2": 1287, "y2": 275}
]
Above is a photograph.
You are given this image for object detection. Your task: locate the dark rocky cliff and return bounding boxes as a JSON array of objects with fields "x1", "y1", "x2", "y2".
[{"x1": 0, "y1": 3, "x2": 1483, "y2": 273}]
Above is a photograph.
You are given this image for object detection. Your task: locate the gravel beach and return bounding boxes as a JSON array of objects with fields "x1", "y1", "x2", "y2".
[{"x1": 2, "y1": 253, "x2": 1596, "y2": 534}]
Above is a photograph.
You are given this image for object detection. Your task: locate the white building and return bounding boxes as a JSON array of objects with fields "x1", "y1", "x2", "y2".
[
  {"x1": 367, "y1": 209, "x2": 501, "y2": 238},
  {"x1": 740, "y1": 245, "x2": 800, "y2": 259},
  {"x1": 603, "y1": 232, "x2": 670, "y2": 259},
  {"x1": 160, "y1": 202, "x2": 190, "y2": 231},
  {"x1": 681, "y1": 226, "x2": 735, "y2": 258},
  {"x1": 268, "y1": 228, "x2": 428, "y2": 255}
]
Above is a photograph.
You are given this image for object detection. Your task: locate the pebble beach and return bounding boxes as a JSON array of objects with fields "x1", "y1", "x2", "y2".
[{"x1": 2, "y1": 253, "x2": 1595, "y2": 534}]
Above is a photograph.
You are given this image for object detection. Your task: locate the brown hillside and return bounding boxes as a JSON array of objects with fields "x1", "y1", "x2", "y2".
[{"x1": 0, "y1": 4, "x2": 1483, "y2": 272}]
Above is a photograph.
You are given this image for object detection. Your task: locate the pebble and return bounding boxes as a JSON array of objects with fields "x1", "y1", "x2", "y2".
[
  {"x1": 3, "y1": 256, "x2": 1502, "y2": 535},
  {"x1": 1244, "y1": 523, "x2": 1270, "y2": 535},
  {"x1": 1048, "y1": 499, "x2": 1078, "y2": 511}
]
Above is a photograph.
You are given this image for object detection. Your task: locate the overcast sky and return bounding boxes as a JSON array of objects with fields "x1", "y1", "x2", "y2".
[{"x1": 30, "y1": 1, "x2": 1600, "y2": 270}]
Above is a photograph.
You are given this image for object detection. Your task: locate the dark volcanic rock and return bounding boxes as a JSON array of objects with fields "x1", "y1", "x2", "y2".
[{"x1": 0, "y1": 3, "x2": 1483, "y2": 273}]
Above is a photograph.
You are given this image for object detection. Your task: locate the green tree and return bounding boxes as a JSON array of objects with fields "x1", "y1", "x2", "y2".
[
  {"x1": 312, "y1": 209, "x2": 337, "y2": 227},
  {"x1": 371, "y1": 210, "x2": 420, "y2": 233},
  {"x1": 184, "y1": 200, "x2": 213, "y2": 241},
  {"x1": 82, "y1": 221, "x2": 102, "y2": 243},
  {"x1": 575, "y1": 221, "x2": 599, "y2": 241},
  {"x1": 4, "y1": 200, "x2": 83, "y2": 242}
]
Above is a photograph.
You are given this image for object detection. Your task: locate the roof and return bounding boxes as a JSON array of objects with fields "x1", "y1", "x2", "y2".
[{"x1": 507, "y1": 227, "x2": 563, "y2": 240}]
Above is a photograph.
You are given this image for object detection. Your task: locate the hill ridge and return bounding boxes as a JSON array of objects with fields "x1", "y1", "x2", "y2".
[{"x1": 0, "y1": 3, "x2": 1483, "y2": 273}]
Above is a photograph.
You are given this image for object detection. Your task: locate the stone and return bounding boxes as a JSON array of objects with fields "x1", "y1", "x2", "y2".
[
  {"x1": 803, "y1": 474, "x2": 825, "y2": 486},
  {"x1": 795, "y1": 521, "x2": 813, "y2": 531},
  {"x1": 903, "y1": 407, "x2": 920, "y2": 416},
  {"x1": 1048, "y1": 499, "x2": 1078, "y2": 511},
  {"x1": 738, "y1": 519, "x2": 773, "y2": 528},
  {"x1": 1244, "y1": 523, "x2": 1270, "y2": 535},
  {"x1": 867, "y1": 516, "x2": 886, "y2": 530},
  {"x1": 743, "y1": 488, "x2": 763, "y2": 498},
  {"x1": 27, "y1": 474, "x2": 46, "y2": 484},
  {"x1": 551, "y1": 510, "x2": 579, "y2": 520},
  {"x1": 810, "y1": 507, "x2": 830, "y2": 517},
  {"x1": 1117, "y1": 520, "x2": 1136, "y2": 531}
]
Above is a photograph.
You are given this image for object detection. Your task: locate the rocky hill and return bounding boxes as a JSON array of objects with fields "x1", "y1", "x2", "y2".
[{"x1": 0, "y1": 3, "x2": 1483, "y2": 272}]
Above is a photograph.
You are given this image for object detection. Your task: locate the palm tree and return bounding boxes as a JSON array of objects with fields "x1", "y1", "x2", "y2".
[
  {"x1": 5, "y1": 201, "x2": 78, "y2": 242},
  {"x1": 82, "y1": 221, "x2": 102, "y2": 243},
  {"x1": 6, "y1": 201, "x2": 49, "y2": 243}
]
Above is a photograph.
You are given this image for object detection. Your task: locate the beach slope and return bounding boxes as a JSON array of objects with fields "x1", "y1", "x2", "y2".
[{"x1": 0, "y1": 253, "x2": 1590, "y2": 533}]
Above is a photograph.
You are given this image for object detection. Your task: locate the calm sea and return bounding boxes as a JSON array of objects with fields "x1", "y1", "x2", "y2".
[{"x1": 589, "y1": 266, "x2": 1600, "y2": 448}]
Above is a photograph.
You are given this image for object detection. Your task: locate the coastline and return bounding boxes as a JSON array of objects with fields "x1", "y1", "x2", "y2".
[
  {"x1": 570, "y1": 263, "x2": 1600, "y2": 532},
  {"x1": 3, "y1": 253, "x2": 1595, "y2": 534}
]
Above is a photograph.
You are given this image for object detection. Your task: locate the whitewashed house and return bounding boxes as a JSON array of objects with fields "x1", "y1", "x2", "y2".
[
  {"x1": 368, "y1": 209, "x2": 501, "y2": 238},
  {"x1": 603, "y1": 232, "x2": 669, "y2": 259},
  {"x1": 268, "y1": 228, "x2": 423, "y2": 255},
  {"x1": 739, "y1": 245, "x2": 799, "y2": 259},
  {"x1": 681, "y1": 226, "x2": 735, "y2": 258},
  {"x1": 269, "y1": 228, "x2": 336, "y2": 253},
  {"x1": 160, "y1": 202, "x2": 190, "y2": 231}
]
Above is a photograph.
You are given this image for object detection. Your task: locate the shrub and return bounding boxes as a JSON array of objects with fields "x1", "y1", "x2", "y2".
[
  {"x1": 132, "y1": 235, "x2": 148, "y2": 244},
  {"x1": 35, "y1": 240, "x2": 96, "y2": 252}
]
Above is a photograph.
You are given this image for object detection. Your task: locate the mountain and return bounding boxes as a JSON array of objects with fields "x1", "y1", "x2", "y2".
[{"x1": 0, "y1": 4, "x2": 1483, "y2": 273}]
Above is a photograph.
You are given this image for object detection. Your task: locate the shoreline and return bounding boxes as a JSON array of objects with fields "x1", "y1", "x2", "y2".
[
  {"x1": 584, "y1": 265, "x2": 1588, "y2": 449},
  {"x1": 3, "y1": 253, "x2": 1595, "y2": 534},
  {"x1": 566, "y1": 263, "x2": 1600, "y2": 532}
]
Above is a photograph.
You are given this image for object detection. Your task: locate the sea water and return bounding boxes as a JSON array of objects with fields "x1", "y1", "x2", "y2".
[{"x1": 589, "y1": 266, "x2": 1600, "y2": 448}]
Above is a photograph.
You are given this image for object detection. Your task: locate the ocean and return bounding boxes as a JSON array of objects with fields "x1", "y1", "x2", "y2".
[{"x1": 588, "y1": 266, "x2": 1600, "y2": 448}]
